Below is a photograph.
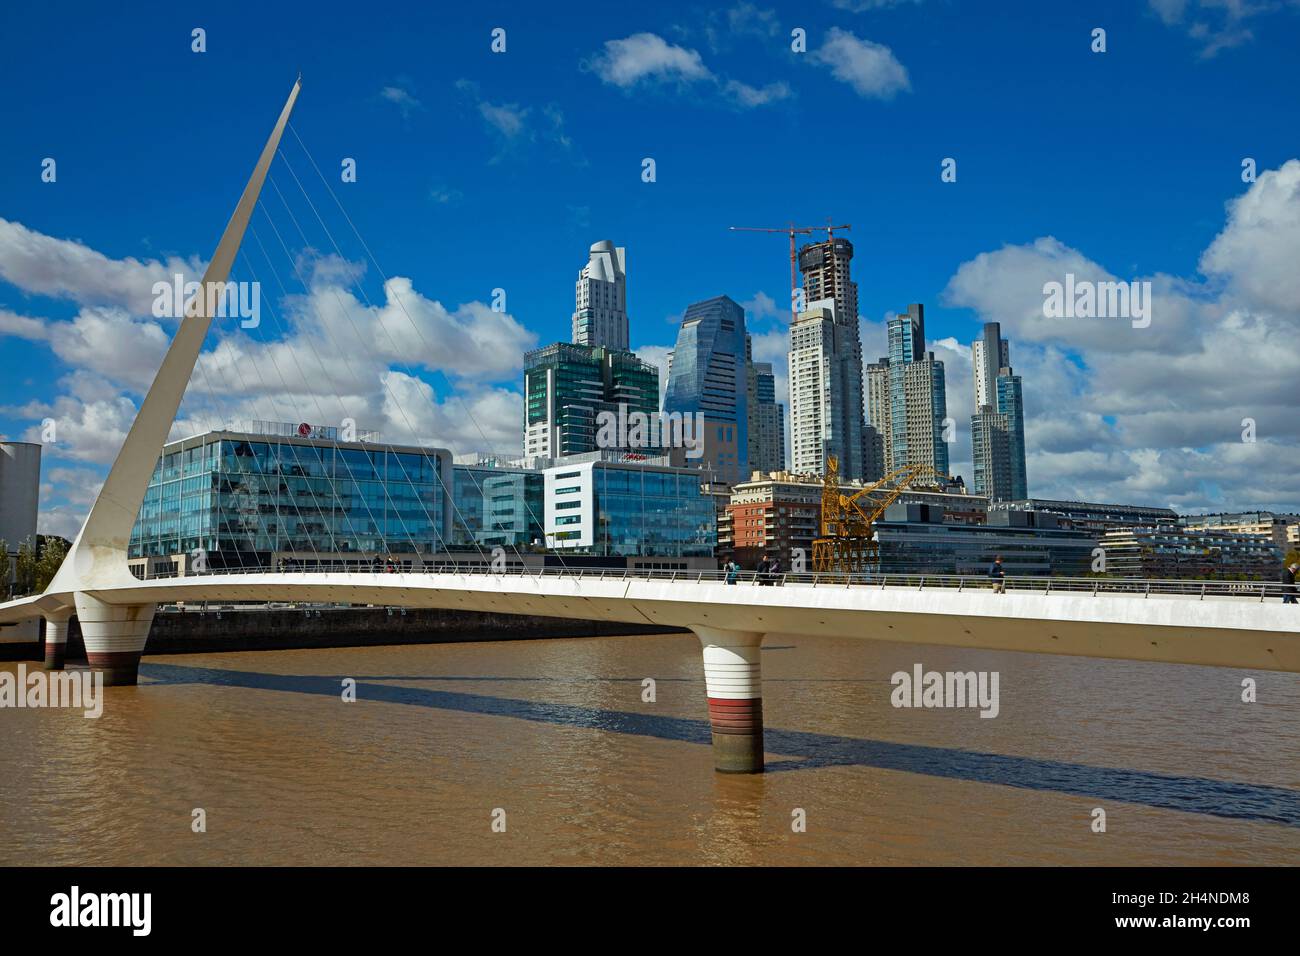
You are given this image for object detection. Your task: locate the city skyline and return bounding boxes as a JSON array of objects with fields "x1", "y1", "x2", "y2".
[
  {"x1": 3, "y1": 1, "x2": 1300, "y2": 539},
  {"x1": 2, "y1": 5, "x2": 1299, "y2": 886}
]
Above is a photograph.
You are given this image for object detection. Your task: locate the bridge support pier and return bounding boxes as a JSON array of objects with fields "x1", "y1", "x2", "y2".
[
  {"x1": 694, "y1": 627, "x2": 765, "y2": 774},
  {"x1": 42, "y1": 609, "x2": 73, "y2": 670},
  {"x1": 74, "y1": 593, "x2": 155, "y2": 686}
]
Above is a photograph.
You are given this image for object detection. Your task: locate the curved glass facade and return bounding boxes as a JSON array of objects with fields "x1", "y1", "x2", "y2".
[
  {"x1": 129, "y1": 432, "x2": 452, "y2": 565},
  {"x1": 663, "y1": 295, "x2": 748, "y2": 483}
]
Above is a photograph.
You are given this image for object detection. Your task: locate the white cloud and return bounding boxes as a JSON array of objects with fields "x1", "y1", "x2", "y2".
[
  {"x1": 830, "y1": 0, "x2": 923, "y2": 10},
  {"x1": 1148, "y1": 0, "x2": 1299, "y2": 58},
  {"x1": 696, "y1": 3, "x2": 783, "y2": 52},
  {"x1": 379, "y1": 85, "x2": 423, "y2": 118},
  {"x1": 1, "y1": 220, "x2": 541, "y2": 533},
  {"x1": 0, "y1": 308, "x2": 48, "y2": 341},
  {"x1": 48, "y1": 307, "x2": 170, "y2": 391},
  {"x1": 1149, "y1": 0, "x2": 1188, "y2": 24},
  {"x1": 940, "y1": 160, "x2": 1300, "y2": 510},
  {"x1": 588, "y1": 32, "x2": 792, "y2": 110},
  {"x1": 633, "y1": 343, "x2": 674, "y2": 408},
  {"x1": 20, "y1": 390, "x2": 138, "y2": 466},
  {"x1": 36, "y1": 466, "x2": 103, "y2": 539},
  {"x1": 1200, "y1": 159, "x2": 1300, "y2": 316},
  {"x1": 747, "y1": 328, "x2": 790, "y2": 408},
  {"x1": 590, "y1": 33, "x2": 714, "y2": 87},
  {"x1": 724, "y1": 79, "x2": 794, "y2": 108},
  {"x1": 380, "y1": 371, "x2": 521, "y2": 454},
  {"x1": 479, "y1": 101, "x2": 528, "y2": 139},
  {"x1": 0, "y1": 217, "x2": 202, "y2": 315},
  {"x1": 453, "y1": 81, "x2": 576, "y2": 162},
  {"x1": 811, "y1": 28, "x2": 911, "y2": 100},
  {"x1": 740, "y1": 290, "x2": 784, "y2": 323}
]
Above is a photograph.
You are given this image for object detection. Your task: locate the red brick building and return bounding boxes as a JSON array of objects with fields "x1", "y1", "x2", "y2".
[{"x1": 717, "y1": 471, "x2": 989, "y2": 571}]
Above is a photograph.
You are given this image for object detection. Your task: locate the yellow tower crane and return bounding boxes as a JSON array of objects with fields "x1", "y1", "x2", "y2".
[{"x1": 812, "y1": 456, "x2": 947, "y2": 575}]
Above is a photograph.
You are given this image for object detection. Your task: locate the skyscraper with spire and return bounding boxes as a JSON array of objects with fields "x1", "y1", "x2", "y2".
[{"x1": 970, "y1": 322, "x2": 1028, "y2": 501}]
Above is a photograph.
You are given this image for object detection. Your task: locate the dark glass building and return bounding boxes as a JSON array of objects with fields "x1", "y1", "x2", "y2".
[
  {"x1": 664, "y1": 295, "x2": 749, "y2": 484},
  {"x1": 523, "y1": 343, "x2": 660, "y2": 459},
  {"x1": 875, "y1": 505, "x2": 1097, "y2": 576}
]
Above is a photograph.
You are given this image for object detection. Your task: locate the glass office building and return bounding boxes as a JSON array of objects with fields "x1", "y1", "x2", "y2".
[
  {"x1": 543, "y1": 453, "x2": 715, "y2": 557},
  {"x1": 523, "y1": 342, "x2": 660, "y2": 459},
  {"x1": 878, "y1": 304, "x2": 949, "y2": 475},
  {"x1": 128, "y1": 427, "x2": 453, "y2": 569},
  {"x1": 663, "y1": 295, "x2": 748, "y2": 484},
  {"x1": 875, "y1": 505, "x2": 1096, "y2": 576},
  {"x1": 451, "y1": 457, "x2": 544, "y2": 550},
  {"x1": 997, "y1": 375, "x2": 1028, "y2": 500}
]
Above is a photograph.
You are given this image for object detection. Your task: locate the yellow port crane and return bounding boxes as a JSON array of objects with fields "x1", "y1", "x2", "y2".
[{"x1": 812, "y1": 456, "x2": 947, "y2": 575}]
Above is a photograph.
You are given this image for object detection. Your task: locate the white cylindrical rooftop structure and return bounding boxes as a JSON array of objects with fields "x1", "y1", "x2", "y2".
[{"x1": 0, "y1": 441, "x2": 41, "y2": 552}]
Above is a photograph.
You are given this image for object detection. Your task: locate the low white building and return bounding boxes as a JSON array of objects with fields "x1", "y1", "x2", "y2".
[{"x1": 541, "y1": 452, "x2": 715, "y2": 558}]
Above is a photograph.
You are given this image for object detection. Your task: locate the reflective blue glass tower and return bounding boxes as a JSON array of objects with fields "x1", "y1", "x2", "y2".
[{"x1": 663, "y1": 295, "x2": 749, "y2": 484}]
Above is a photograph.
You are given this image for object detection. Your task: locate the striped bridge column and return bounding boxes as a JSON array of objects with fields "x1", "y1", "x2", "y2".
[
  {"x1": 74, "y1": 593, "x2": 156, "y2": 686},
  {"x1": 694, "y1": 627, "x2": 765, "y2": 774},
  {"x1": 43, "y1": 609, "x2": 73, "y2": 670}
]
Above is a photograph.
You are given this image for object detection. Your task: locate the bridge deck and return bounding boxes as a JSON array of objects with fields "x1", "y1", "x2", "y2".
[{"x1": 1, "y1": 569, "x2": 1291, "y2": 673}]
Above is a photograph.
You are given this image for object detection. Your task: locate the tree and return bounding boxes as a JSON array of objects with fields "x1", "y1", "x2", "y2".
[
  {"x1": 14, "y1": 537, "x2": 37, "y2": 596},
  {"x1": 1285, "y1": 548, "x2": 1300, "y2": 568},
  {"x1": 35, "y1": 537, "x2": 68, "y2": 593}
]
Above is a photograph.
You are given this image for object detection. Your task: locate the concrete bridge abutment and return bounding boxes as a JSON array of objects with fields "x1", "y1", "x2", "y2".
[
  {"x1": 74, "y1": 593, "x2": 155, "y2": 686},
  {"x1": 42, "y1": 608, "x2": 73, "y2": 670},
  {"x1": 693, "y1": 626, "x2": 765, "y2": 774}
]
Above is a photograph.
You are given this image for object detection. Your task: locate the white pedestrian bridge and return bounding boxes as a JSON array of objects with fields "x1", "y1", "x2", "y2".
[
  {"x1": 2, "y1": 76, "x2": 1296, "y2": 774},
  {"x1": 6, "y1": 564, "x2": 1299, "y2": 673}
]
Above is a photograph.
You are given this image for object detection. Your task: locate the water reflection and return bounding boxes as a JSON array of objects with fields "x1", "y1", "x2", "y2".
[{"x1": 1, "y1": 634, "x2": 1297, "y2": 865}]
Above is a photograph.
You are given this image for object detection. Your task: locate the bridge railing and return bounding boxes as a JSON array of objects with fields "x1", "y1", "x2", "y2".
[{"x1": 129, "y1": 561, "x2": 1293, "y2": 602}]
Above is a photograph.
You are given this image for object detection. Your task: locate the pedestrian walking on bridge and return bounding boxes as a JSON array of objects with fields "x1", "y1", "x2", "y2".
[
  {"x1": 988, "y1": 555, "x2": 1006, "y2": 594},
  {"x1": 725, "y1": 560, "x2": 739, "y2": 585},
  {"x1": 1282, "y1": 562, "x2": 1299, "y2": 604}
]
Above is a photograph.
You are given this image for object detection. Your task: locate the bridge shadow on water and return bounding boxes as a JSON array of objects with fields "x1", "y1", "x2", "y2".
[{"x1": 140, "y1": 662, "x2": 1300, "y2": 828}]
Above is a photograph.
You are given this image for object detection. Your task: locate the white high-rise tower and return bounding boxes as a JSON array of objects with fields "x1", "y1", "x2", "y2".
[
  {"x1": 788, "y1": 237, "x2": 869, "y2": 479},
  {"x1": 572, "y1": 240, "x2": 629, "y2": 350}
]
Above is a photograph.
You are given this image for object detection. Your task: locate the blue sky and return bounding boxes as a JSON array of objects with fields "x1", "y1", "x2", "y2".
[{"x1": 3, "y1": 0, "x2": 1300, "y2": 536}]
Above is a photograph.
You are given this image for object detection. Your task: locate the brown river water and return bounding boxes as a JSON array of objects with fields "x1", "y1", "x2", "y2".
[{"x1": 1, "y1": 633, "x2": 1297, "y2": 865}]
